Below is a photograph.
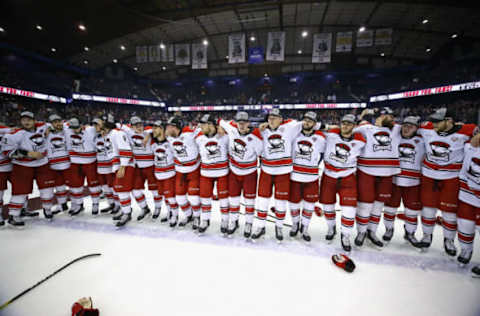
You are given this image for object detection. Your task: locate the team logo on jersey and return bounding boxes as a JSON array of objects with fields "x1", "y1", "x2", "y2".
[
  {"x1": 96, "y1": 140, "x2": 112, "y2": 155},
  {"x1": 155, "y1": 147, "x2": 168, "y2": 164},
  {"x1": 267, "y1": 134, "x2": 285, "y2": 154},
  {"x1": 329, "y1": 143, "x2": 351, "y2": 164},
  {"x1": 373, "y1": 131, "x2": 392, "y2": 151},
  {"x1": 131, "y1": 134, "x2": 145, "y2": 148},
  {"x1": 429, "y1": 141, "x2": 450, "y2": 162},
  {"x1": 50, "y1": 136, "x2": 66, "y2": 152},
  {"x1": 30, "y1": 133, "x2": 44, "y2": 146},
  {"x1": 296, "y1": 140, "x2": 313, "y2": 161},
  {"x1": 398, "y1": 143, "x2": 416, "y2": 163},
  {"x1": 172, "y1": 141, "x2": 187, "y2": 158},
  {"x1": 70, "y1": 134, "x2": 84, "y2": 149},
  {"x1": 467, "y1": 157, "x2": 480, "y2": 184},
  {"x1": 232, "y1": 138, "x2": 247, "y2": 159},
  {"x1": 205, "y1": 141, "x2": 221, "y2": 159}
]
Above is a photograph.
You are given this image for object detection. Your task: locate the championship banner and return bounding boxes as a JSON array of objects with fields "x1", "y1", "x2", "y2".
[
  {"x1": 175, "y1": 44, "x2": 190, "y2": 66},
  {"x1": 136, "y1": 46, "x2": 148, "y2": 63},
  {"x1": 356, "y1": 30, "x2": 374, "y2": 47},
  {"x1": 375, "y1": 28, "x2": 393, "y2": 46},
  {"x1": 248, "y1": 47, "x2": 264, "y2": 64},
  {"x1": 336, "y1": 31, "x2": 353, "y2": 52},
  {"x1": 168, "y1": 44, "x2": 175, "y2": 62},
  {"x1": 266, "y1": 32, "x2": 285, "y2": 61},
  {"x1": 228, "y1": 33, "x2": 246, "y2": 64},
  {"x1": 0, "y1": 85, "x2": 67, "y2": 103},
  {"x1": 192, "y1": 43, "x2": 208, "y2": 69},
  {"x1": 168, "y1": 102, "x2": 366, "y2": 112},
  {"x1": 149, "y1": 46, "x2": 161, "y2": 62},
  {"x1": 312, "y1": 33, "x2": 332, "y2": 63}
]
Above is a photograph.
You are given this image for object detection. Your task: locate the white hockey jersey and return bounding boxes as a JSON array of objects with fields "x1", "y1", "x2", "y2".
[
  {"x1": 260, "y1": 120, "x2": 303, "y2": 175},
  {"x1": 195, "y1": 132, "x2": 229, "y2": 178},
  {"x1": 354, "y1": 123, "x2": 401, "y2": 177},
  {"x1": 3, "y1": 123, "x2": 49, "y2": 167},
  {"x1": 47, "y1": 129, "x2": 70, "y2": 171},
  {"x1": 122, "y1": 126, "x2": 154, "y2": 168},
  {"x1": 418, "y1": 122, "x2": 477, "y2": 180},
  {"x1": 323, "y1": 128, "x2": 366, "y2": 179},
  {"x1": 459, "y1": 143, "x2": 480, "y2": 207},
  {"x1": 291, "y1": 130, "x2": 326, "y2": 182},
  {"x1": 393, "y1": 135, "x2": 425, "y2": 187},
  {"x1": 0, "y1": 125, "x2": 12, "y2": 172},
  {"x1": 167, "y1": 126, "x2": 201, "y2": 174},
  {"x1": 95, "y1": 133, "x2": 114, "y2": 174},
  {"x1": 220, "y1": 120, "x2": 263, "y2": 176},
  {"x1": 152, "y1": 139, "x2": 176, "y2": 180},
  {"x1": 65, "y1": 126, "x2": 97, "y2": 164},
  {"x1": 108, "y1": 128, "x2": 135, "y2": 172}
]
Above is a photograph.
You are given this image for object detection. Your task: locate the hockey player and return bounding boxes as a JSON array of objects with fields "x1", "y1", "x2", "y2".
[
  {"x1": 103, "y1": 115, "x2": 135, "y2": 227},
  {"x1": 195, "y1": 114, "x2": 229, "y2": 234},
  {"x1": 354, "y1": 107, "x2": 401, "y2": 249},
  {"x1": 320, "y1": 114, "x2": 365, "y2": 251},
  {"x1": 289, "y1": 111, "x2": 326, "y2": 241},
  {"x1": 254, "y1": 109, "x2": 303, "y2": 241},
  {"x1": 417, "y1": 108, "x2": 478, "y2": 257},
  {"x1": 46, "y1": 114, "x2": 70, "y2": 214},
  {"x1": 382, "y1": 116, "x2": 425, "y2": 247},
  {"x1": 166, "y1": 116, "x2": 201, "y2": 229},
  {"x1": 3, "y1": 111, "x2": 56, "y2": 226},
  {"x1": 219, "y1": 111, "x2": 263, "y2": 238},
  {"x1": 456, "y1": 141, "x2": 480, "y2": 268},
  {"x1": 122, "y1": 117, "x2": 159, "y2": 221},
  {"x1": 0, "y1": 123, "x2": 12, "y2": 226},
  {"x1": 151, "y1": 121, "x2": 178, "y2": 227},
  {"x1": 64, "y1": 118, "x2": 101, "y2": 216}
]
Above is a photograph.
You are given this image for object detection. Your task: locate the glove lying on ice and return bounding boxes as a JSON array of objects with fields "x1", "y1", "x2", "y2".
[
  {"x1": 71, "y1": 297, "x2": 99, "y2": 316},
  {"x1": 332, "y1": 254, "x2": 356, "y2": 273}
]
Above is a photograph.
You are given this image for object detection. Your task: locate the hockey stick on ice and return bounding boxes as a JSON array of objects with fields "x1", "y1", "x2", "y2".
[
  {"x1": 239, "y1": 211, "x2": 292, "y2": 228},
  {"x1": 0, "y1": 253, "x2": 101, "y2": 310}
]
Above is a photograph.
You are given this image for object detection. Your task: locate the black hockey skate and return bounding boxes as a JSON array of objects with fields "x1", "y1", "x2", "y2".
[
  {"x1": 227, "y1": 220, "x2": 239, "y2": 236},
  {"x1": 100, "y1": 204, "x2": 115, "y2": 214},
  {"x1": 444, "y1": 238, "x2": 457, "y2": 257},
  {"x1": 169, "y1": 213, "x2": 178, "y2": 228},
  {"x1": 92, "y1": 204, "x2": 99, "y2": 216},
  {"x1": 20, "y1": 208, "x2": 39, "y2": 217},
  {"x1": 289, "y1": 222, "x2": 299, "y2": 237},
  {"x1": 355, "y1": 232, "x2": 366, "y2": 247},
  {"x1": 115, "y1": 213, "x2": 131, "y2": 228},
  {"x1": 275, "y1": 226, "x2": 283, "y2": 242},
  {"x1": 220, "y1": 219, "x2": 228, "y2": 235},
  {"x1": 403, "y1": 231, "x2": 421, "y2": 249},
  {"x1": 178, "y1": 214, "x2": 193, "y2": 227},
  {"x1": 43, "y1": 208, "x2": 53, "y2": 221},
  {"x1": 53, "y1": 203, "x2": 69, "y2": 215},
  {"x1": 8, "y1": 215, "x2": 25, "y2": 227},
  {"x1": 457, "y1": 248, "x2": 472, "y2": 266},
  {"x1": 0, "y1": 217, "x2": 5, "y2": 227},
  {"x1": 326, "y1": 226, "x2": 336, "y2": 242},
  {"x1": 69, "y1": 205, "x2": 84, "y2": 216},
  {"x1": 472, "y1": 265, "x2": 480, "y2": 278},
  {"x1": 382, "y1": 228, "x2": 394, "y2": 242},
  {"x1": 244, "y1": 222, "x2": 252, "y2": 238},
  {"x1": 112, "y1": 212, "x2": 123, "y2": 221},
  {"x1": 159, "y1": 209, "x2": 171, "y2": 222},
  {"x1": 198, "y1": 219, "x2": 210, "y2": 234},
  {"x1": 192, "y1": 216, "x2": 200, "y2": 230},
  {"x1": 137, "y1": 207, "x2": 151, "y2": 221},
  {"x1": 110, "y1": 205, "x2": 120, "y2": 215},
  {"x1": 418, "y1": 234, "x2": 432, "y2": 250},
  {"x1": 341, "y1": 233, "x2": 351, "y2": 252},
  {"x1": 367, "y1": 230, "x2": 384, "y2": 248},
  {"x1": 251, "y1": 227, "x2": 266, "y2": 240}
]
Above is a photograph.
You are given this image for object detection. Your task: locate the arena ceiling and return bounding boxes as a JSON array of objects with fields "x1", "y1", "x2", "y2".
[{"x1": 1, "y1": 0, "x2": 480, "y2": 79}]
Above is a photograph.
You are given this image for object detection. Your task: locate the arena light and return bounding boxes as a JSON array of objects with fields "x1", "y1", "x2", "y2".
[
  {"x1": 36, "y1": 25, "x2": 43, "y2": 31},
  {"x1": 162, "y1": 66, "x2": 166, "y2": 70},
  {"x1": 112, "y1": 59, "x2": 118, "y2": 63},
  {"x1": 422, "y1": 19, "x2": 429, "y2": 24},
  {"x1": 120, "y1": 45, "x2": 126, "y2": 51},
  {"x1": 426, "y1": 47, "x2": 431, "y2": 53},
  {"x1": 301, "y1": 30, "x2": 308, "y2": 38},
  {"x1": 358, "y1": 26, "x2": 366, "y2": 32},
  {"x1": 51, "y1": 48, "x2": 56, "y2": 52},
  {"x1": 250, "y1": 36, "x2": 256, "y2": 42},
  {"x1": 133, "y1": 67, "x2": 138, "y2": 71},
  {"x1": 380, "y1": 52, "x2": 385, "y2": 56},
  {"x1": 159, "y1": 43, "x2": 165, "y2": 49},
  {"x1": 451, "y1": 33, "x2": 458, "y2": 39},
  {"x1": 78, "y1": 24, "x2": 86, "y2": 31},
  {"x1": 84, "y1": 46, "x2": 89, "y2": 51},
  {"x1": 202, "y1": 39, "x2": 208, "y2": 46},
  {"x1": 83, "y1": 60, "x2": 88, "y2": 64},
  {"x1": 0, "y1": 27, "x2": 5, "y2": 33},
  {"x1": 297, "y1": 50, "x2": 302, "y2": 54}
]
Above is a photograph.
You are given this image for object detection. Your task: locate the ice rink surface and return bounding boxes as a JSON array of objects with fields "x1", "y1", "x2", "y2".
[{"x1": 1, "y1": 186, "x2": 480, "y2": 316}]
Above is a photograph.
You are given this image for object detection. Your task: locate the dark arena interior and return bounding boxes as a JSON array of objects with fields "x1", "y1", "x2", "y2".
[{"x1": 1, "y1": 1, "x2": 480, "y2": 315}]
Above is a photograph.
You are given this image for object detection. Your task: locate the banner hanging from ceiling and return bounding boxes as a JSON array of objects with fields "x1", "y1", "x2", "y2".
[
  {"x1": 228, "y1": 33, "x2": 246, "y2": 64},
  {"x1": 175, "y1": 44, "x2": 190, "y2": 66},
  {"x1": 312, "y1": 33, "x2": 332, "y2": 63},
  {"x1": 266, "y1": 31, "x2": 285, "y2": 61},
  {"x1": 192, "y1": 43, "x2": 208, "y2": 69},
  {"x1": 336, "y1": 31, "x2": 353, "y2": 52}
]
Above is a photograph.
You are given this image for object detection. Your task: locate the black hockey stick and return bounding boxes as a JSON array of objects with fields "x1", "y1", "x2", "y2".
[
  {"x1": 0, "y1": 253, "x2": 101, "y2": 310},
  {"x1": 239, "y1": 211, "x2": 292, "y2": 228}
]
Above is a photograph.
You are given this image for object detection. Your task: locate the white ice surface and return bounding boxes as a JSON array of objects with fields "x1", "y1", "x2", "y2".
[{"x1": 1, "y1": 184, "x2": 480, "y2": 316}]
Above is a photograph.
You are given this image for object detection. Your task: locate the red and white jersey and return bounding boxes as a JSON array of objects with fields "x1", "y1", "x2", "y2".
[
  {"x1": 393, "y1": 136, "x2": 425, "y2": 187},
  {"x1": 152, "y1": 139, "x2": 175, "y2": 180},
  {"x1": 220, "y1": 120, "x2": 263, "y2": 176},
  {"x1": 354, "y1": 123, "x2": 401, "y2": 177},
  {"x1": 122, "y1": 126, "x2": 154, "y2": 168},
  {"x1": 458, "y1": 144, "x2": 480, "y2": 207},
  {"x1": 291, "y1": 130, "x2": 326, "y2": 182},
  {"x1": 260, "y1": 120, "x2": 303, "y2": 175},
  {"x1": 108, "y1": 128, "x2": 135, "y2": 172},
  {"x1": 95, "y1": 133, "x2": 114, "y2": 174},
  {"x1": 47, "y1": 129, "x2": 70, "y2": 171},
  {"x1": 323, "y1": 128, "x2": 366, "y2": 179},
  {"x1": 0, "y1": 125, "x2": 12, "y2": 172},
  {"x1": 418, "y1": 122, "x2": 477, "y2": 180},
  {"x1": 167, "y1": 126, "x2": 201, "y2": 174},
  {"x1": 3, "y1": 123, "x2": 49, "y2": 167},
  {"x1": 195, "y1": 133, "x2": 229, "y2": 178},
  {"x1": 65, "y1": 126, "x2": 97, "y2": 164}
]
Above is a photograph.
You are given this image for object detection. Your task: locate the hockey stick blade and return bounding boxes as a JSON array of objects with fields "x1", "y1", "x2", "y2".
[{"x1": 0, "y1": 253, "x2": 101, "y2": 310}]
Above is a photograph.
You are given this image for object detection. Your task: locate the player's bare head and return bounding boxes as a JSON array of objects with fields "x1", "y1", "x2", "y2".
[
  {"x1": 429, "y1": 108, "x2": 454, "y2": 132},
  {"x1": 20, "y1": 111, "x2": 35, "y2": 130},
  {"x1": 130, "y1": 117, "x2": 143, "y2": 133},
  {"x1": 199, "y1": 114, "x2": 216, "y2": 135},
  {"x1": 166, "y1": 116, "x2": 183, "y2": 137},
  {"x1": 235, "y1": 112, "x2": 250, "y2": 133},
  {"x1": 302, "y1": 111, "x2": 317, "y2": 131},
  {"x1": 49, "y1": 114, "x2": 63, "y2": 131},
  {"x1": 378, "y1": 107, "x2": 394, "y2": 127},
  {"x1": 267, "y1": 109, "x2": 282, "y2": 129},
  {"x1": 152, "y1": 121, "x2": 164, "y2": 138},
  {"x1": 401, "y1": 116, "x2": 419, "y2": 138},
  {"x1": 340, "y1": 114, "x2": 356, "y2": 136}
]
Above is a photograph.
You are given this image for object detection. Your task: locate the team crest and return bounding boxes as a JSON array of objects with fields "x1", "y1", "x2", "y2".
[
  {"x1": 50, "y1": 136, "x2": 65, "y2": 152},
  {"x1": 467, "y1": 157, "x2": 480, "y2": 184},
  {"x1": 131, "y1": 134, "x2": 145, "y2": 148},
  {"x1": 429, "y1": 141, "x2": 450, "y2": 162},
  {"x1": 155, "y1": 147, "x2": 168, "y2": 165},
  {"x1": 232, "y1": 138, "x2": 247, "y2": 159},
  {"x1": 70, "y1": 134, "x2": 84, "y2": 150},
  {"x1": 172, "y1": 141, "x2": 187, "y2": 158},
  {"x1": 329, "y1": 143, "x2": 351, "y2": 164},
  {"x1": 398, "y1": 143, "x2": 416, "y2": 163},
  {"x1": 29, "y1": 133, "x2": 45, "y2": 151},
  {"x1": 373, "y1": 131, "x2": 392, "y2": 151},
  {"x1": 268, "y1": 134, "x2": 285, "y2": 154},
  {"x1": 296, "y1": 140, "x2": 313, "y2": 161},
  {"x1": 205, "y1": 141, "x2": 221, "y2": 159}
]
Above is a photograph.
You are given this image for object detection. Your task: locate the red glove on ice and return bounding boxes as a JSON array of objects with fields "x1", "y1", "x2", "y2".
[
  {"x1": 314, "y1": 206, "x2": 323, "y2": 217},
  {"x1": 72, "y1": 297, "x2": 99, "y2": 316},
  {"x1": 332, "y1": 254, "x2": 356, "y2": 273}
]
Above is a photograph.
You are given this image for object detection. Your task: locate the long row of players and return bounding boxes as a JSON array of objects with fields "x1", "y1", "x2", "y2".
[{"x1": 0, "y1": 107, "x2": 479, "y2": 276}]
